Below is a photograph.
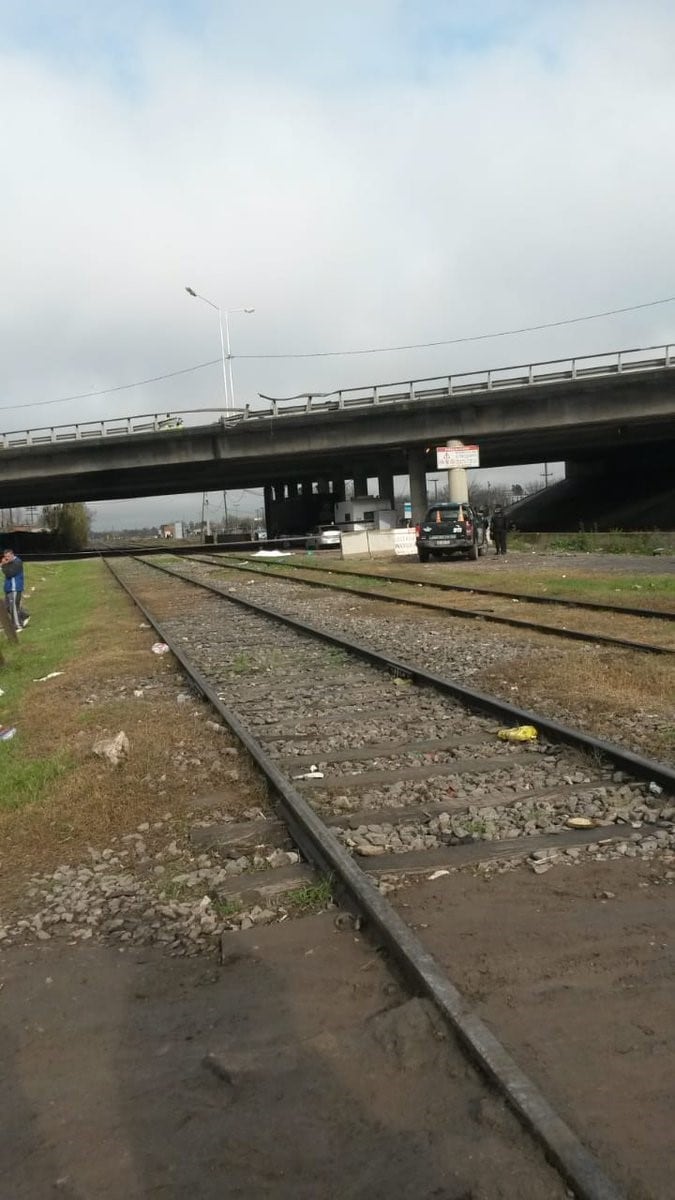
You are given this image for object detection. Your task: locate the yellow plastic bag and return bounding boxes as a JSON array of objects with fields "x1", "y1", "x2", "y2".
[{"x1": 497, "y1": 725, "x2": 538, "y2": 742}]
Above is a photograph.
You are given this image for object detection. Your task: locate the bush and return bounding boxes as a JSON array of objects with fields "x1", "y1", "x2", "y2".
[{"x1": 42, "y1": 503, "x2": 91, "y2": 551}]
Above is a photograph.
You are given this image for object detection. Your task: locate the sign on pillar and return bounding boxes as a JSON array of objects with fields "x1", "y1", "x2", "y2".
[{"x1": 436, "y1": 441, "x2": 479, "y2": 503}]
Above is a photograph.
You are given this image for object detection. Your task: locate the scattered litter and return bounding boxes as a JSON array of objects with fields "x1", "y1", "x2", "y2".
[
  {"x1": 139, "y1": 622, "x2": 151, "y2": 629},
  {"x1": 33, "y1": 672, "x2": 64, "y2": 683},
  {"x1": 133, "y1": 689, "x2": 144, "y2": 698},
  {"x1": 566, "y1": 816, "x2": 594, "y2": 829},
  {"x1": 393, "y1": 677, "x2": 412, "y2": 688},
  {"x1": 92, "y1": 731, "x2": 129, "y2": 766},
  {"x1": 428, "y1": 869, "x2": 450, "y2": 881},
  {"x1": 649, "y1": 781, "x2": 664, "y2": 797},
  {"x1": 596, "y1": 890, "x2": 616, "y2": 901},
  {"x1": 0, "y1": 688, "x2": 4, "y2": 697},
  {"x1": 498, "y1": 725, "x2": 538, "y2": 742},
  {"x1": 252, "y1": 550, "x2": 292, "y2": 558},
  {"x1": 151, "y1": 642, "x2": 170, "y2": 655},
  {"x1": 0, "y1": 726, "x2": 16, "y2": 742},
  {"x1": 293, "y1": 767, "x2": 324, "y2": 780}
]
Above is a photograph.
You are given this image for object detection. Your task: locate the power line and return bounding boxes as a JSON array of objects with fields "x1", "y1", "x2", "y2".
[
  {"x1": 237, "y1": 294, "x2": 675, "y2": 359},
  {"x1": 0, "y1": 357, "x2": 221, "y2": 414},
  {"x1": 2, "y1": 292, "x2": 674, "y2": 414}
]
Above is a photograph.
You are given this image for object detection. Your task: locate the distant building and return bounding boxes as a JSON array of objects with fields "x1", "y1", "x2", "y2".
[{"x1": 160, "y1": 521, "x2": 184, "y2": 540}]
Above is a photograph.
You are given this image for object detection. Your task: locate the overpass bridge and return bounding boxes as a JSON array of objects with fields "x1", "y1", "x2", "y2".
[{"x1": 2, "y1": 344, "x2": 674, "y2": 528}]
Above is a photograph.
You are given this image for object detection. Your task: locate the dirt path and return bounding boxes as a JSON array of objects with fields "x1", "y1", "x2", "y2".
[
  {"x1": 400, "y1": 855, "x2": 675, "y2": 1200},
  {"x1": 1, "y1": 915, "x2": 568, "y2": 1200}
]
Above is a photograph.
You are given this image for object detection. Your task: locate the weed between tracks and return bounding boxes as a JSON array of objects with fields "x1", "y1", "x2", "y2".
[{"x1": 284, "y1": 877, "x2": 334, "y2": 914}]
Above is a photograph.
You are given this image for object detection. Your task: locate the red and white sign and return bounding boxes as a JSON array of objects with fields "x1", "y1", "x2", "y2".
[{"x1": 436, "y1": 444, "x2": 480, "y2": 469}]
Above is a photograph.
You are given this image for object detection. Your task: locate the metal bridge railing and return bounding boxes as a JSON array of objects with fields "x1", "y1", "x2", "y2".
[
  {"x1": 1, "y1": 344, "x2": 672, "y2": 447},
  {"x1": 244, "y1": 343, "x2": 674, "y2": 419}
]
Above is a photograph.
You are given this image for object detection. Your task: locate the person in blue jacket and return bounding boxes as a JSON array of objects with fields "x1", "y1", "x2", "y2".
[{"x1": 1, "y1": 549, "x2": 30, "y2": 630}]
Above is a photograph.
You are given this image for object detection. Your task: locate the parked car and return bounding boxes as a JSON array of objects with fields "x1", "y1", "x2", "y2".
[
  {"x1": 306, "y1": 524, "x2": 342, "y2": 550},
  {"x1": 416, "y1": 503, "x2": 480, "y2": 562}
]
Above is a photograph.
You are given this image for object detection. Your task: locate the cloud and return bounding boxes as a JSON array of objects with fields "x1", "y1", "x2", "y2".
[{"x1": 1, "y1": 1, "x2": 674, "y2": 525}]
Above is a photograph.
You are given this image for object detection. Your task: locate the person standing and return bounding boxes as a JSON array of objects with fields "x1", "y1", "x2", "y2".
[
  {"x1": 490, "y1": 506, "x2": 508, "y2": 556},
  {"x1": 2, "y1": 549, "x2": 30, "y2": 630}
]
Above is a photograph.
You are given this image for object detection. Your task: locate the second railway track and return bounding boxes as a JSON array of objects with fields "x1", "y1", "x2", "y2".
[{"x1": 185, "y1": 552, "x2": 675, "y2": 656}]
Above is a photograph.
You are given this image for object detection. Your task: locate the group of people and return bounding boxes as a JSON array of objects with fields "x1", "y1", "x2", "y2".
[
  {"x1": 1, "y1": 549, "x2": 30, "y2": 631},
  {"x1": 475, "y1": 506, "x2": 508, "y2": 556}
]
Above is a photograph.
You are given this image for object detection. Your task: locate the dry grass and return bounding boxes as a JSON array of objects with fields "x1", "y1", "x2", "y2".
[{"x1": 0, "y1": 562, "x2": 266, "y2": 909}]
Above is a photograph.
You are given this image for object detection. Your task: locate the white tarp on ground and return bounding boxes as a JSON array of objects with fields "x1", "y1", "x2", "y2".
[{"x1": 252, "y1": 550, "x2": 292, "y2": 557}]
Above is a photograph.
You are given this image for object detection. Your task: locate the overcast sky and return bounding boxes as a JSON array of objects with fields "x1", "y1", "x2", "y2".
[{"x1": 2, "y1": 0, "x2": 675, "y2": 528}]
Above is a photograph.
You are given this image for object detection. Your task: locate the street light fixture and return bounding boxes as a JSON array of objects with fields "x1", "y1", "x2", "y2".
[{"x1": 184, "y1": 286, "x2": 254, "y2": 412}]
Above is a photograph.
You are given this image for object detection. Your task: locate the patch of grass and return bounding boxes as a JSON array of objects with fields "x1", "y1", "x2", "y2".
[
  {"x1": 0, "y1": 561, "x2": 101, "y2": 812},
  {"x1": 325, "y1": 646, "x2": 349, "y2": 666},
  {"x1": 0, "y1": 561, "x2": 99, "y2": 710},
  {"x1": 0, "y1": 751, "x2": 73, "y2": 811},
  {"x1": 230, "y1": 651, "x2": 253, "y2": 674},
  {"x1": 513, "y1": 530, "x2": 675, "y2": 556},
  {"x1": 212, "y1": 896, "x2": 241, "y2": 918},
  {"x1": 284, "y1": 876, "x2": 333, "y2": 914}
]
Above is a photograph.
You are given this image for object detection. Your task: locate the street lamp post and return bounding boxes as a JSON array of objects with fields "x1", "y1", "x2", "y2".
[{"x1": 185, "y1": 287, "x2": 254, "y2": 412}]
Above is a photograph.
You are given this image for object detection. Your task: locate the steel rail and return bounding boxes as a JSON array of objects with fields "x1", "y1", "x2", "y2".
[
  {"x1": 106, "y1": 554, "x2": 627, "y2": 1200},
  {"x1": 182, "y1": 554, "x2": 675, "y2": 658},
  {"x1": 217, "y1": 552, "x2": 673, "y2": 622},
  {"x1": 136, "y1": 554, "x2": 675, "y2": 789}
]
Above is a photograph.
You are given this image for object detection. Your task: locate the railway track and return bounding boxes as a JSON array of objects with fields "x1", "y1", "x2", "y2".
[
  {"x1": 222, "y1": 551, "x2": 674, "y2": 621},
  {"x1": 106, "y1": 553, "x2": 675, "y2": 1200},
  {"x1": 185, "y1": 553, "x2": 675, "y2": 657}
]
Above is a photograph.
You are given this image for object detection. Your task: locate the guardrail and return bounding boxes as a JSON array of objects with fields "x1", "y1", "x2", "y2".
[
  {"x1": 246, "y1": 343, "x2": 675, "y2": 418},
  {"x1": 2, "y1": 344, "x2": 673, "y2": 447},
  {"x1": 0, "y1": 407, "x2": 241, "y2": 450}
]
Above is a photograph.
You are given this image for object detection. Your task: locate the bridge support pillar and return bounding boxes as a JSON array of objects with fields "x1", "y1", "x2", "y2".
[
  {"x1": 353, "y1": 472, "x2": 368, "y2": 497},
  {"x1": 263, "y1": 485, "x2": 274, "y2": 535},
  {"x1": 273, "y1": 481, "x2": 285, "y2": 502},
  {"x1": 378, "y1": 466, "x2": 395, "y2": 508},
  {"x1": 408, "y1": 449, "x2": 427, "y2": 524},
  {"x1": 286, "y1": 481, "x2": 299, "y2": 498},
  {"x1": 446, "y1": 439, "x2": 469, "y2": 504}
]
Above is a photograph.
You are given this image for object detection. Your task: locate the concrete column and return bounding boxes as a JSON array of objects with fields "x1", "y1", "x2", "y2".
[
  {"x1": 263, "y1": 484, "x2": 274, "y2": 534},
  {"x1": 273, "y1": 481, "x2": 285, "y2": 502},
  {"x1": 446, "y1": 439, "x2": 469, "y2": 504},
  {"x1": 316, "y1": 477, "x2": 330, "y2": 494},
  {"x1": 408, "y1": 449, "x2": 427, "y2": 524},
  {"x1": 286, "y1": 481, "x2": 298, "y2": 498},
  {"x1": 331, "y1": 473, "x2": 346, "y2": 502},
  {"x1": 353, "y1": 472, "x2": 368, "y2": 497},
  {"x1": 378, "y1": 466, "x2": 395, "y2": 507}
]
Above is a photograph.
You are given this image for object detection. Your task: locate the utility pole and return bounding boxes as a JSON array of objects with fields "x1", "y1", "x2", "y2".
[
  {"x1": 200, "y1": 493, "x2": 210, "y2": 539},
  {"x1": 223, "y1": 491, "x2": 228, "y2": 531},
  {"x1": 541, "y1": 463, "x2": 551, "y2": 488}
]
